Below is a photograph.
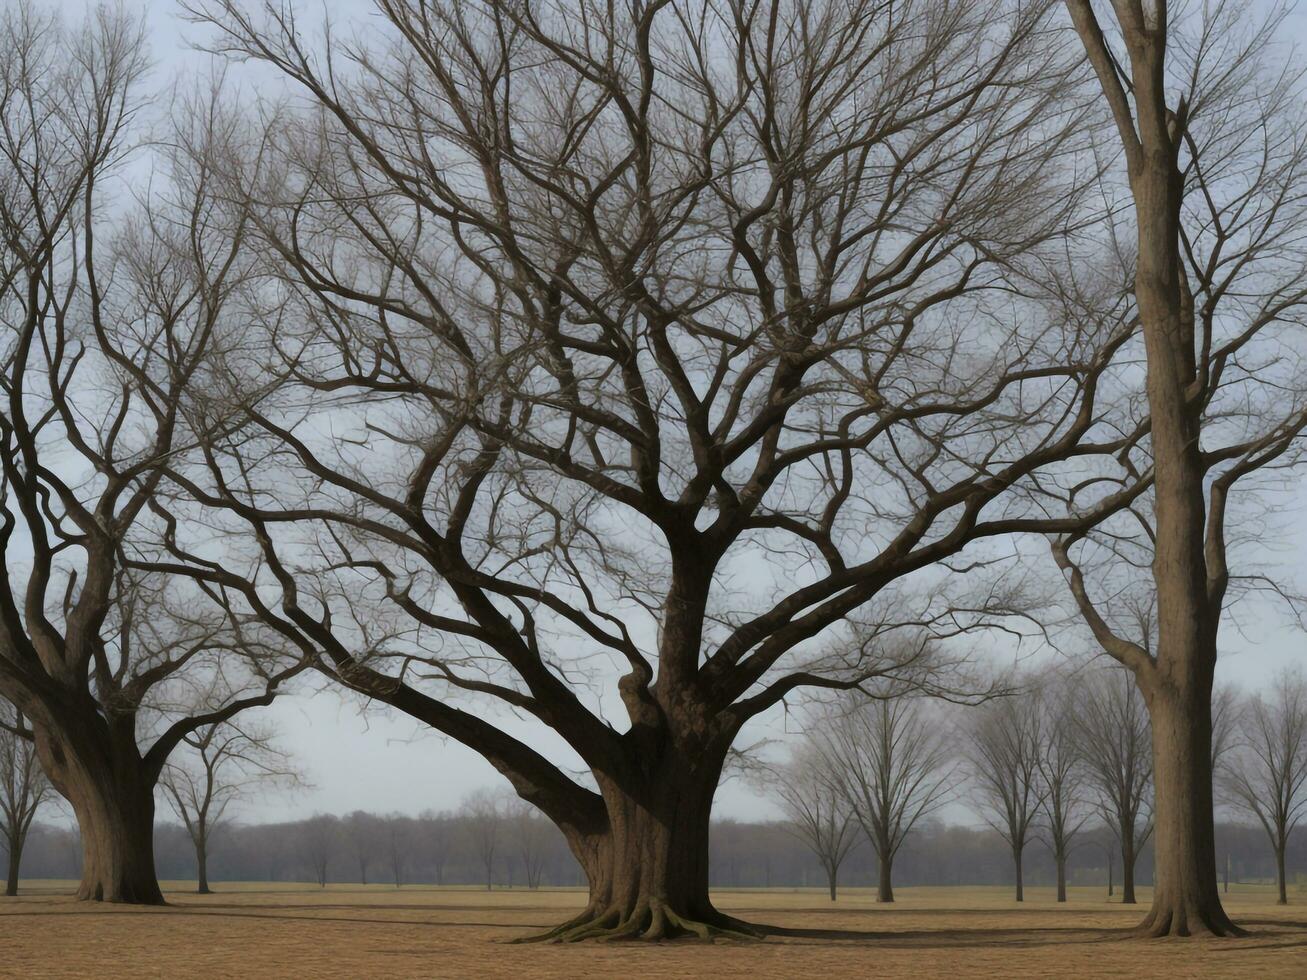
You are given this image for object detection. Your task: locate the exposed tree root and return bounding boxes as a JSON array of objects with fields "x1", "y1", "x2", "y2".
[
  {"x1": 511, "y1": 900, "x2": 764, "y2": 943},
  {"x1": 1132, "y1": 903, "x2": 1247, "y2": 938}
]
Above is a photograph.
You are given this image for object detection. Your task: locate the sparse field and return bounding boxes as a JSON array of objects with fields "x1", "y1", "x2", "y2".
[{"x1": 1, "y1": 882, "x2": 1305, "y2": 978}]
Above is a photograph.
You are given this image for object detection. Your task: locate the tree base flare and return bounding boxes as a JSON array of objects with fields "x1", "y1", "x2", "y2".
[
  {"x1": 512, "y1": 902, "x2": 764, "y2": 943},
  {"x1": 1133, "y1": 902, "x2": 1246, "y2": 938}
]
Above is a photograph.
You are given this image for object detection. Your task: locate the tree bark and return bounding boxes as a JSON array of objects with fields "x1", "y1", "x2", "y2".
[
  {"x1": 5, "y1": 837, "x2": 20, "y2": 896},
  {"x1": 1055, "y1": 849, "x2": 1067, "y2": 903},
  {"x1": 877, "y1": 853, "x2": 894, "y2": 903},
  {"x1": 523, "y1": 759, "x2": 755, "y2": 942},
  {"x1": 826, "y1": 864, "x2": 837, "y2": 901},
  {"x1": 1013, "y1": 846, "x2": 1024, "y2": 902},
  {"x1": 1121, "y1": 833, "x2": 1136, "y2": 905},
  {"x1": 1276, "y1": 847, "x2": 1287, "y2": 906},
  {"x1": 33, "y1": 724, "x2": 164, "y2": 905},
  {"x1": 196, "y1": 834, "x2": 211, "y2": 895},
  {"x1": 1135, "y1": 682, "x2": 1240, "y2": 936}
]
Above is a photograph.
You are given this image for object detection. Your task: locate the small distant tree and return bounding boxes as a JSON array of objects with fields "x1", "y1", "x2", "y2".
[
  {"x1": 1220, "y1": 670, "x2": 1307, "y2": 905},
  {"x1": 343, "y1": 811, "x2": 378, "y2": 885},
  {"x1": 816, "y1": 696, "x2": 954, "y2": 902},
  {"x1": 508, "y1": 801, "x2": 549, "y2": 890},
  {"x1": 1076, "y1": 669, "x2": 1153, "y2": 905},
  {"x1": 300, "y1": 814, "x2": 339, "y2": 888},
  {"x1": 462, "y1": 789, "x2": 506, "y2": 891},
  {"x1": 161, "y1": 719, "x2": 299, "y2": 893},
  {"x1": 419, "y1": 810, "x2": 450, "y2": 886},
  {"x1": 1037, "y1": 680, "x2": 1091, "y2": 903},
  {"x1": 770, "y1": 743, "x2": 858, "y2": 902},
  {"x1": 967, "y1": 690, "x2": 1045, "y2": 902},
  {"x1": 0, "y1": 705, "x2": 53, "y2": 895},
  {"x1": 385, "y1": 816, "x2": 412, "y2": 888}
]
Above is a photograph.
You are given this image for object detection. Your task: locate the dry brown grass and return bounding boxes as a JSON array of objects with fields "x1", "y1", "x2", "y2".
[{"x1": 2, "y1": 881, "x2": 1305, "y2": 978}]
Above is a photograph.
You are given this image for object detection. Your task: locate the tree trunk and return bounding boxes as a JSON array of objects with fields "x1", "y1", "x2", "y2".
[
  {"x1": 1107, "y1": 852, "x2": 1113, "y2": 898},
  {"x1": 1056, "y1": 849, "x2": 1067, "y2": 903},
  {"x1": 877, "y1": 853, "x2": 894, "y2": 903},
  {"x1": 196, "y1": 834, "x2": 211, "y2": 895},
  {"x1": 34, "y1": 725, "x2": 164, "y2": 905},
  {"x1": 826, "y1": 863, "x2": 837, "y2": 901},
  {"x1": 1135, "y1": 682, "x2": 1240, "y2": 936},
  {"x1": 1276, "y1": 846, "x2": 1287, "y2": 906},
  {"x1": 5, "y1": 836, "x2": 20, "y2": 896},
  {"x1": 523, "y1": 761, "x2": 755, "y2": 942},
  {"x1": 1223, "y1": 852, "x2": 1229, "y2": 894},
  {"x1": 1121, "y1": 834, "x2": 1136, "y2": 905},
  {"x1": 1013, "y1": 846, "x2": 1024, "y2": 902}
]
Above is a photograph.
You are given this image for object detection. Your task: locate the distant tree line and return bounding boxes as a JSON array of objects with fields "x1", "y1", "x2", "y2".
[{"x1": 4, "y1": 812, "x2": 1302, "y2": 895}]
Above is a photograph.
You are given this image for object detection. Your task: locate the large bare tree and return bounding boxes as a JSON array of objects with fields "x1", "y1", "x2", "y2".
[
  {"x1": 1059, "y1": 0, "x2": 1307, "y2": 936},
  {"x1": 1219, "y1": 669, "x2": 1307, "y2": 905},
  {"x1": 1075, "y1": 668, "x2": 1153, "y2": 905},
  {"x1": 966, "y1": 689, "x2": 1045, "y2": 902},
  {"x1": 814, "y1": 693, "x2": 954, "y2": 902},
  {"x1": 0, "y1": 4, "x2": 308, "y2": 903},
  {"x1": 158, "y1": 0, "x2": 1153, "y2": 939},
  {"x1": 0, "y1": 703, "x2": 52, "y2": 896}
]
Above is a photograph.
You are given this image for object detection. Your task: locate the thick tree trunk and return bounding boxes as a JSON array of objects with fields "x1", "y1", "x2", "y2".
[
  {"x1": 877, "y1": 854, "x2": 894, "y2": 903},
  {"x1": 523, "y1": 759, "x2": 756, "y2": 942},
  {"x1": 33, "y1": 724, "x2": 164, "y2": 905},
  {"x1": 1013, "y1": 847, "x2": 1024, "y2": 902},
  {"x1": 1135, "y1": 683, "x2": 1240, "y2": 936}
]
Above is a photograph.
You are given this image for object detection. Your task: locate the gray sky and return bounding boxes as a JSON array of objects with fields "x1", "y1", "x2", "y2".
[{"x1": 40, "y1": 0, "x2": 1307, "y2": 828}]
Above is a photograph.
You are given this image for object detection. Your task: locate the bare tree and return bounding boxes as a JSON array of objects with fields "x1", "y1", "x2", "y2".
[
  {"x1": 1075, "y1": 669, "x2": 1152, "y2": 905},
  {"x1": 1037, "y1": 679, "x2": 1090, "y2": 903},
  {"x1": 420, "y1": 810, "x2": 451, "y2": 886},
  {"x1": 0, "y1": 3, "x2": 307, "y2": 904},
  {"x1": 967, "y1": 690, "x2": 1045, "y2": 902},
  {"x1": 769, "y1": 742, "x2": 858, "y2": 902},
  {"x1": 0, "y1": 704, "x2": 53, "y2": 895},
  {"x1": 343, "y1": 811, "x2": 379, "y2": 885},
  {"x1": 462, "y1": 789, "x2": 506, "y2": 891},
  {"x1": 160, "y1": 718, "x2": 299, "y2": 893},
  {"x1": 1219, "y1": 669, "x2": 1307, "y2": 905},
  {"x1": 167, "y1": 0, "x2": 1146, "y2": 940},
  {"x1": 815, "y1": 695, "x2": 953, "y2": 902},
  {"x1": 1059, "y1": 0, "x2": 1307, "y2": 935},
  {"x1": 507, "y1": 800, "x2": 550, "y2": 890},
  {"x1": 384, "y1": 816, "x2": 413, "y2": 888},
  {"x1": 300, "y1": 814, "x2": 339, "y2": 888}
]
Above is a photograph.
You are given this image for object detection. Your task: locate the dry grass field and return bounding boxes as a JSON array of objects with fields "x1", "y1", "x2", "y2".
[{"x1": 2, "y1": 881, "x2": 1306, "y2": 978}]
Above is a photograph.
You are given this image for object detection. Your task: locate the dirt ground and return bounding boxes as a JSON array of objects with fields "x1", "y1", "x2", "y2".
[{"x1": 2, "y1": 881, "x2": 1305, "y2": 978}]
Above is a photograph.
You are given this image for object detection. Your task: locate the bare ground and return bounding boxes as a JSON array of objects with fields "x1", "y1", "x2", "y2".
[{"x1": 2, "y1": 882, "x2": 1305, "y2": 978}]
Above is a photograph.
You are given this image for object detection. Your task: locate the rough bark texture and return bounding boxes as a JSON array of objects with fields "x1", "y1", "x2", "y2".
[
  {"x1": 1135, "y1": 683, "x2": 1239, "y2": 935},
  {"x1": 33, "y1": 723, "x2": 164, "y2": 905}
]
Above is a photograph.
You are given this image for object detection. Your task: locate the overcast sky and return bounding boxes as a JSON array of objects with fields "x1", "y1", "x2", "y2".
[{"x1": 37, "y1": 0, "x2": 1307, "y2": 828}]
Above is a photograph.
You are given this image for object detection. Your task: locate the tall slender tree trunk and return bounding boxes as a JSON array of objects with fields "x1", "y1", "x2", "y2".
[
  {"x1": 196, "y1": 833, "x2": 211, "y2": 895},
  {"x1": 1136, "y1": 676, "x2": 1238, "y2": 934},
  {"x1": 1275, "y1": 846, "x2": 1287, "y2": 905},
  {"x1": 1121, "y1": 833, "x2": 1137, "y2": 905},
  {"x1": 1223, "y1": 852, "x2": 1229, "y2": 894},
  {"x1": 1107, "y1": 852, "x2": 1114, "y2": 899},
  {"x1": 877, "y1": 853, "x2": 894, "y2": 903},
  {"x1": 826, "y1": 863, "x2": 837, "y2": 901},
  {"x1": 1013, "y1": 846, "x2": 1024, "y2": 902},
  {"x1": 5, "y1": 836, "x2": 21, "y2": 896},
  {"x1": 1055, "y1": 848, "x2": 1067, "y2": 903}
]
